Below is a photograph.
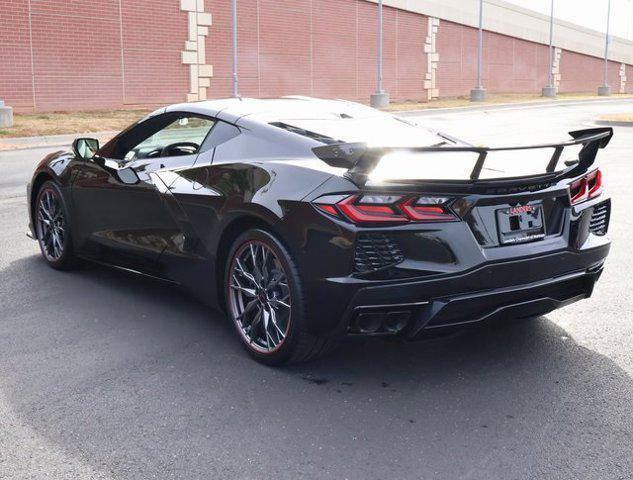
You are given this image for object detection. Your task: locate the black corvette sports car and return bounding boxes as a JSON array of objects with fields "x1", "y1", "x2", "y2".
[{"x1": 27, "y1": 97, "x2": 612, "y2": 365}]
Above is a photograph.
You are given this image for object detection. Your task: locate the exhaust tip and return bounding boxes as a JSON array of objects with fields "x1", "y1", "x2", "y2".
[
  {"x1": 383, "y1": 311, "x2": 411, "y2": 333},
  {"x1": 349, "y1": 309, "x2": 413, "y2": 335},
  {"x1": 354, "y1": 313, "x2": 383, "y2": 334}
]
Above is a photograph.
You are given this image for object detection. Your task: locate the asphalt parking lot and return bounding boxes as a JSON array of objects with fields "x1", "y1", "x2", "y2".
[{"x1": 1, "y1": 100, "x2": 632, "y2": 479}]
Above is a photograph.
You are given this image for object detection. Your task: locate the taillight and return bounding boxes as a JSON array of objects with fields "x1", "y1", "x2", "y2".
[
  {"x1": 587, "y1": 169, "x2": 602, "y2": 198},
  {"x1": 314, "y1": 204, "x2": 339, "y2": 216},
  {"x1": 570, "y1": 169, "x2": 602, "y2": 205},
  {"x1": 570, "y1": 177, "x2": 588, "y2": 204},
  {"x1": 313, "y1": 194, "x2": 457, "y2": 225},
  {"x1": 401, "y1": 197, "x2": 455, "y2": 222},
  {"x1": 338, "y1": 195, "x2": 407, "y2": 223}
]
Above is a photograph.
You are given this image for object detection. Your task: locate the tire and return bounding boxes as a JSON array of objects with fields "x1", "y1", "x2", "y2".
[
  {"x1": 224, "y1": 228, "x2": 335, "y2": 366},
  {"x1": 34, "y1": 180, "x2": 77, "y2": 270}
]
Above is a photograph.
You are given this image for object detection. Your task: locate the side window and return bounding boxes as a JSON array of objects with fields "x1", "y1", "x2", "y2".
[
  {"x1": 123, "y1": 116, "x2": 216, "y2": 161},
  {"x1": 199, "y1": 121, "x2": 241, "y2": 152}
]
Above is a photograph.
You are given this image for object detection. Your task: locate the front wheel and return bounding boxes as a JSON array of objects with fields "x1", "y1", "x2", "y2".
[
  {"x1": 224, "y1": 229, "x2": 335, "y2": 365},
  {"x1": 34, "y1": 180, "x2": 76, "y2": 270}
]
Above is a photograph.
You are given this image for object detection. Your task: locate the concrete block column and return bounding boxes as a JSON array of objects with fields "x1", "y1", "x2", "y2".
[
  {"x1": 0, "y1": 101, "x2": 13, "y2": 128},
  {"x1": 181, "y1": 0, "x2": 213, "y2": 102},
  {"x1": 424, "y1": 17, "x2": 440, "y2": 101}
]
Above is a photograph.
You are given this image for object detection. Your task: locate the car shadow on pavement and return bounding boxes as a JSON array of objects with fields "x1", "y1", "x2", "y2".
[{"x1": 1, "y1": 255, "x2": 632, "y2": 480}]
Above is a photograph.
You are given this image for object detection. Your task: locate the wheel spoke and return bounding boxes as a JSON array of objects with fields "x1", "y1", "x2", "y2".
[
  {"x1": 39, "y1": 203, "x2": 53, "y2": 222},
  {"x1": 260, "y1": 245, "x2": 270, "y2": 285},
  {"x1": 261, "y1": 309, "x2": 274, "y2": 350},
  {"x1": 249, "y1": 244, "x2": 264, "y2": 286},
  {"x1": 269, "y1": 297, "x2": 290, "y2": 310},
  {"x1": 268, "y1": 307, "x2": 285, "y2": 339},
  {"x1": 235, "y1": 258, "x2": 258, "y2": 287},
  {"x1": 231, "y1": 274, "x2": 257, "y2": 298},
  {"x1": 38, "y1": 214, "x2": 50, "y2": 227},
  {"x1": 51, "y1": 233, "x2": 60, "y2": 258},
  {"x1": 266, "y1": 270, "x2": 287, "y2": 290},
  {"x1": 45, "y1": 192, "x2": 54, "y2": 216}
]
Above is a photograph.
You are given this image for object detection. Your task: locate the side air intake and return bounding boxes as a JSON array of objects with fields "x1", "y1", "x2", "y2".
[
  {"x1": 589, "y1": 200, "x2": 610, "y2": 236},
  {"x1": 354, "y1": 234, "x2": 404, "y2": 272}
]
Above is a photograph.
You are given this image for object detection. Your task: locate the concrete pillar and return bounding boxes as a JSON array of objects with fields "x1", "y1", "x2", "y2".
[
  {"x1": 542, "y1": 86, "x2": 557, "y2": 98},
  {"x1": 370, "y1": 93, "x2": 390, "y2": 108},
  {"x1": 470, "y1": 88, "x2": 486, "y2": 102},
  {"x1": 0, "y1": 101, "x2": 13, "y2": 128}
]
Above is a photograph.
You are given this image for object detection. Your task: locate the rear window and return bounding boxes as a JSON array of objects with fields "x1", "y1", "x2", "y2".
[{"x1": 271, "y1": 115, "x2": 445, "y2": 148}]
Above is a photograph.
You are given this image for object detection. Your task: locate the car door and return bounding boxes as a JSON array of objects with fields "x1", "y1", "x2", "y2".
[{"x1": 71, "y1": 112, "x2": 216, "y2": 275}]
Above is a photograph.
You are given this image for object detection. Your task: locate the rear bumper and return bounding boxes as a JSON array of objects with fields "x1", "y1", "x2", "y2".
[
  {"x1": 406, "y1": 268, "x2": 599, "y2": 337},
  {"x1": 307, "y1": 242, "x2": 610, "y2": 337},
  {"x1": 295, "y1": 185, "x2": 611, "y2": 336}
]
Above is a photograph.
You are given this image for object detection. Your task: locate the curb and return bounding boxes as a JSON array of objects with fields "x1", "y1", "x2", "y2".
[
  {"x1": 393, "y1": 97, "x2": 633, "y2": 117},
  {"x1": 0, "y1": 131, "x2": 117, "y2": 152}
]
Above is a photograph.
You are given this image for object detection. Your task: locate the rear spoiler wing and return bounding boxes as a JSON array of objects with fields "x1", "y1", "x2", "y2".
[{"x1": 312, "y1": 127, "x2": 613, "y2": 186}]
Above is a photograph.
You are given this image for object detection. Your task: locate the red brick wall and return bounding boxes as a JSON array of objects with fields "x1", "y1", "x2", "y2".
[
  {"x1": 0, "y1": 1, "x2": 34, "y2": 111},
  {"x1": 121, "y1": 0, "x2": 189, "y2": 105},
  {"x1": 1, "y1": 0, "x2": 632, "y2": 113},
  {"x1": 205, "y1": 0, "x2": 427, "y2": 103},
  {"x1": 0, "y1": 0, "x2": 188, "y2": 112},
  {"x1": 30, "y1": 0, "x2": 123, "y2": 111},
  {"x1": 558, "y1": 50, "x2": 621, "y2": 93},
  {"x1": 436, "y1": 20, "x2": 549, "y2": 96}
]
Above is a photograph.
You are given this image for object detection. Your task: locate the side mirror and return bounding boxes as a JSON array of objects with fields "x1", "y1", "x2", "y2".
[{"x1": 72, "y1": 138, "x2": 100, "y2": 160}]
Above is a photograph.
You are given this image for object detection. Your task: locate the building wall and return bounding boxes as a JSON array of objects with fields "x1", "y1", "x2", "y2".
[
  {"x1": 436, "y1": 20, "x2": 550, "y2": 97},
  {"x1": 0, "y1": 0, "x2": 631, "y2": 113},
  {"x1": 205, "y1": 0, "x2": 428, "y2": 103},
  {"x1": 0, "y1": 0, "x2": 189, "y2": 112},
  {"x1": 558, "y1": 51, "x2": 621, "y2": 94},
  {"x1": 371, "y1": 0, "x2": 633, "y2": 65},
  {"x1": 0, "y1": 1, "x2": 34, "y2": 111}
]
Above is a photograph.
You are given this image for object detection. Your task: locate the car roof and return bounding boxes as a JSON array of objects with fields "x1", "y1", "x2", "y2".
[{"x1": 160, "y1": 96, "x2": 386, "y2": 126}]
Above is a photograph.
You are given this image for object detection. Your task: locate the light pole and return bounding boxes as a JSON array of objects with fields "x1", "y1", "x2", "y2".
[
  {"x1": 470, "y1": 0, "x2": 486, "y2": 101},
  {"x1": 370, "y1": 0, "x2": 389, "y2": 108},
  {"x1": 542, "y1": 0, "x2": 556, "y2": 97},
  {"x1": 598, "y1": 0, "x2": 612, "y2": 96},
  {"x1": 626, "y1": 0, "x2": 633, "y2": 40},
  {"x1": 232, "y1": 0, "x2": 239, "y2": 98}
]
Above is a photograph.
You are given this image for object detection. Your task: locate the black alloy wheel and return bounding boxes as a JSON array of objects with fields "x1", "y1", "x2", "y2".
[
  {"x1": 225, "y1": 229, "x2": 335, "y2": 365},
  {"x1": 35, "y1": 181, "x2": 75, "y2": 269}
]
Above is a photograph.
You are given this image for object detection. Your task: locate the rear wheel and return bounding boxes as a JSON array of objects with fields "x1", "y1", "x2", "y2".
[
  {"x1": 34, "y1": 181, "x2": 76, "y2": 270},
  {"x1": 224, "y1": 229, "x2": 335, "y2": 365}
]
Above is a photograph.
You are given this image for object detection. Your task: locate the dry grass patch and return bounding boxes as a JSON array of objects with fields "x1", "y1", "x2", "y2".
[
  {"x1": 0, "y1": 109, "x2": 152, "y2": 138},
  {"x1": 598, "y1": 113, "x2": 633, "y2": 123}
]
